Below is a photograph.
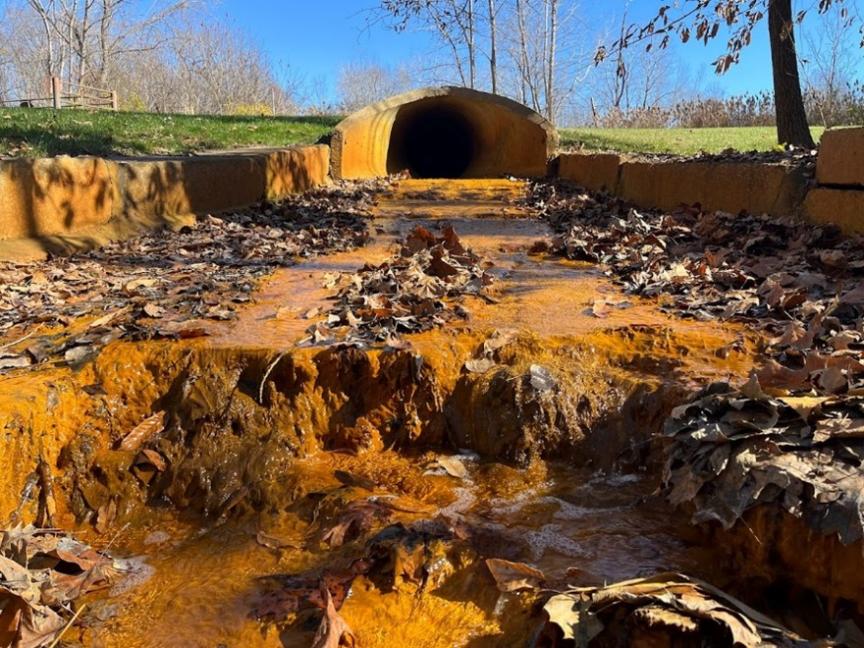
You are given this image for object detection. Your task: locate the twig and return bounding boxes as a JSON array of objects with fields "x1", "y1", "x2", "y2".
[
  {"x1": 101, "y1": 522, "x2": 131, "y2": 553},
  {"x1": 258, "y1": 352, "x2": 285, "y2": 405},
  {"x1": 48, "y1": 603, "x2": 87, "y2": 648},
  {"x1": 0, "y1": 330, "x2": 35, "y2": 351}
]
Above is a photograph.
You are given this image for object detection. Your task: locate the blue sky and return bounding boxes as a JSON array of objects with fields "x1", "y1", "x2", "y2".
[{"x1": 217, "y1": 0, "x2": 859, "y2": 101}]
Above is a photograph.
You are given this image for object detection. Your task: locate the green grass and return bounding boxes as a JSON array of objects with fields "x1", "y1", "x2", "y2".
[
  {"x1": 0, "y1": 109, "x2": 831, "y2": 158},
  {"x1": 0, "y1": 108, "x2": 340, "y2": 158},
  {"x1": 558, "y1": 126, "x2": 826, "y2": 155}
]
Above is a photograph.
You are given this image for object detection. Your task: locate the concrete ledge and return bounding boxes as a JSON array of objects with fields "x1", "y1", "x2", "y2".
[
  {"x1": 817, "y1": 127, "x2": 864, "y2": 187},
  {"x1": 803, "y1": 187, "x2": 864, "y2": 234},
  {"x1": 0, "y1": 145, "x2": 330, "y2": 249},
  {"x1": 264, "y1": 147, "x2": 331, "y2": 200},
  {"x1": 0, "y1": 156, "x2": 116, "y2": 239},
  {"x1": 618, "y1": 161, "x2": 808, "y2": 216},
  {"x1": 557, "y1": 153, "x2": 621, "y2": 192},
  {"x1": 114, "y1": 155, "x2": 264, "y2": 221}
]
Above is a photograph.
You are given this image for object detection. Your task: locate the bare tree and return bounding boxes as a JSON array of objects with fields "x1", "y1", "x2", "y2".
[
  {"x1": 545, "y1": 0, "x2": 558, "y2": 119},
  {"x1": 600, "y1": 0, "x2": 863, "y2": 147},
  {"x1": 499, "y1": 0, "x2": 582, "y2": 122},
  {"x1": 801, "y1": 5, "x2": 862, "y2": 126},
  {"x1": 9, "y1": 0, "x2": 189, "y2": 94},
  {"x1": 24, "y1": 0, "x2": 59, "y2": 78},
  {"x1": 378, "y1": 0, "x2": 483, "y2": 88},
  {"x1": 338, "y1": 62, "x2": 413, "y2": 111}
]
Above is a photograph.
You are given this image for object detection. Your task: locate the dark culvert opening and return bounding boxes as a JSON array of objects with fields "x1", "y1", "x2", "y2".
[{"x1": 387, "y1": 103, "x2": 478, "y2": 178}]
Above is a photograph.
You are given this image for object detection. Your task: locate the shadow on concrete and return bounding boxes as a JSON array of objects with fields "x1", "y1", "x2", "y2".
[
  {"x1": 2, "y1": 146, "x2": 323, "y2": 259},
  {"x1": 4, "y1": 157, "x2": 113, "y2": 240}
]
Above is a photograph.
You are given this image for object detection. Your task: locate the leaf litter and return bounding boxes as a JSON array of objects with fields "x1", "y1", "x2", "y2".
[
  {"x1": 300, "y1": 224, "x2": 494, "y2": 347},
  {"x1": 0, "y1": 526, "x2": 140, "y2": 648},
  {"x1": 536, "y1": 572, "x2": 809, "y2": 647},
  {"x1": 527, "y1": 181, "x2": 864, "y2": 398},
  {"x1": 527, "y1": 180, "x2": 864, "y2": 546},
  {"x1": 0, "y1": 180, "x2": 386, "y2": 374},
  {"x1": 663, "y1": 380, "x2": 864, "y2": 544}
]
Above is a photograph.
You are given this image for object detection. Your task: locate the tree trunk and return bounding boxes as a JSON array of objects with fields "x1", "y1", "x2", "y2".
[
  {"x1": 768, "y1": 0, "x2": 815, "y2": 148},
  {"x1": 515, "y1": 0, "x2": 529, "y2": 104},
  {"x1": 466, "y1": 0, "x2": 476, "y2": 89},
  {"x1": 545, "y1": 0, "x2": 557, "y2": 121},
  {"x1": 487, "y1": 0, "x2": 497, "y2": 94}
]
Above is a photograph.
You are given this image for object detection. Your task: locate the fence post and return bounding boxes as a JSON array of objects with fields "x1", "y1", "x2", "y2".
[
  {"x1": 111, "y1": 90, "x2": 119, "y2": 111},
  {"x1": 51, "y1": 76, "x2": 62, "y2": 109}
]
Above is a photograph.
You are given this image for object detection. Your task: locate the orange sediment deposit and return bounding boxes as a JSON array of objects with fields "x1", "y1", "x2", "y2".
[{"x1": 0, "y1": 178, "x2": 859, "y2": 646}]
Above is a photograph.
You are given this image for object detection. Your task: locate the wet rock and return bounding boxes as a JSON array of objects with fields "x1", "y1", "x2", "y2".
[{"x1": 447, "y1": 363, "x2": 582, "y2": 465}]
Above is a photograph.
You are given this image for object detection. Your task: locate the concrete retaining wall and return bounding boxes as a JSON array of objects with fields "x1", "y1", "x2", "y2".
[
  {"x1": 806, "y1": 127, "x2": 864, "y2": 234},
  {"x1": 0, "y1": 157, "x2": 117, "y2": 240},
  {"x1": 0, "y1": 145, "x2": 330, "y2": 242},
  {"x1": 618, "y1": 160, "x2": 807, "y2": 216},
  {"x1": 816, "y1": 128, "x2": 864, "y2": 188},
  {"x1": 557, "y1": 127, "x2": 864, "y2": 233},
  {"x1": 557, "y1": 153, "x2": 620, "y2": 193},
  {"x1": 556, "y1": 153, "x2": 808, "y2": 218},
  {"x1": 3, "y1": 125, "x2": 862, "y2": 253}
]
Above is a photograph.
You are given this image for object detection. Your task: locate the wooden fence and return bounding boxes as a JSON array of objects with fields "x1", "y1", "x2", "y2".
[{"x1": 0, "y1": 76, "x2": 117, "y2": 111}]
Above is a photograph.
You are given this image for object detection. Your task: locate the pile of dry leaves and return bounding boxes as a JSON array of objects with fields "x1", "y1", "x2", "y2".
[
  {"x1": 529, "y1": 181, "x2": 864, "y2": 397},
  {"x1": 536, "y1": 572, "x2": 808, "y2": 647},
  {"x1": 0, "y1": 526, "x2": 133, "y2": 648},
  {"x1": 0, "y1": 181, "x2": 382, "y2": 374},
  {"x1": 301, "y1": 225, "x2": 494, "y2": 346},
  {"x1": 663, "y1": 379, "x2": 864, "y2": 544}
]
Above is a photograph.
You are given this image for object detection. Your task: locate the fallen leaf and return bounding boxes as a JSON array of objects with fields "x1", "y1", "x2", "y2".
[
  {"x1": 255, "y1": 531, "x2": 302, "y2": 551},
  {"x1": 541, "y1": 573, "x2": 803, "y2": 647},
  {"x1": 143, "y1": 303, "x2": 165, "y2": 318},
  {"x1": 464, "y1": 357, "x2": 496, "y2": 373},
  {"x1": 543, "y1": 592, "x2": 602, "y2": 642},
  {"x1": 64, "y1": 345, "x2": 95, "y2": 365},
  {"x1": 135, "y1": 449, "x2": 167, "y2": 472},
  {"x1": 435, "y1": 456, "x2": 469, "y2": 479},
  {"x1": 0, "y1": 353, "x2": 32, "y2": 371},
  {"x1": 311, "y1": 587, "x2": 355, "y2": 648},
  {"x1": 119, "y1": 412, "x2": 166, "y2": 452},
  {"x1": 485, "y1": 558, "x2": 545, "y2": 592},
  {"x1": 589, "y1": 299, "x2": 612, "y2": 318}
]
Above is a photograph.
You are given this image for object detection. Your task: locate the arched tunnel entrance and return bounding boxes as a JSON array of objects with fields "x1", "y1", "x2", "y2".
[
  {"x1": 386, "y1": 103, "x2": 477, "y2": 178},
  {"x1": 330, "y1": 86, "x2": 557, "y2": 180}
]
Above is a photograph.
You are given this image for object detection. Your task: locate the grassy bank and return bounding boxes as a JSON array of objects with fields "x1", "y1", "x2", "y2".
[
  {"x1": 0, "y1": 108, "x2": 832, "y2": 158},
  {"x1": 559, "y1": 126, "x2": 825, "y2": 155},
  {"x1": 0, "y1": 108, "x2": 339, "y2": 158}
]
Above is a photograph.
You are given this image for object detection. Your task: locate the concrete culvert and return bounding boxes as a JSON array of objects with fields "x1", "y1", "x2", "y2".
[{"x1": 331, "y1": 86, "x2": 558, "y2": 180}]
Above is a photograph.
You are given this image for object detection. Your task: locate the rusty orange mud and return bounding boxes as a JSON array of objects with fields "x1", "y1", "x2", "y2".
[{"x1": 0, "y1": 179, "x2": 841, "y2": 646}]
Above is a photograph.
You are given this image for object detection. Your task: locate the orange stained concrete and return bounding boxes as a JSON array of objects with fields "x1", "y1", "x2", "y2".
[
  {"x1": 817, "y1": 127, "x2": 864, "y2": 187},
  {"x1": 0, "y1": 145, "x2": 331, "y2": 260},
  {"x1": 0, "y1": 178, "x2": 756, "y2": 517},
  {"x1": 0, "y1": 156, "x2": 117, "y2": 240},
  {"x1": 331, "y1": 87, "x2": 557, "y2": 180},
  {"x1": 0, "y1": 178, "x2": 763, "y2": 648}
]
